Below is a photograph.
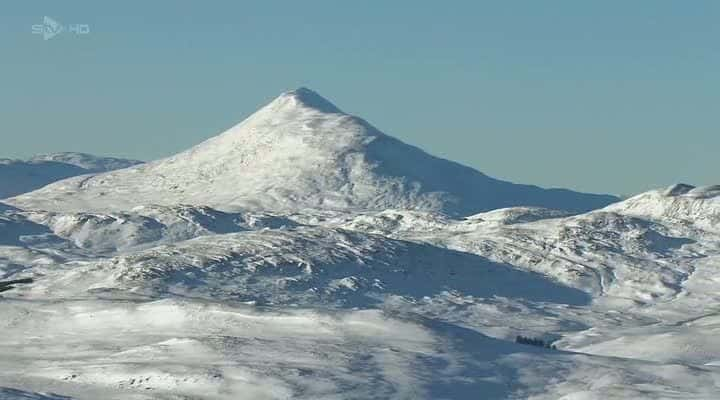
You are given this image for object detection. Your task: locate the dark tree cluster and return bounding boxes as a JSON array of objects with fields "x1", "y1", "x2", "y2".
[
  {"x1": 515, "y1": 335, "x2": 557, "y2": 350},
  {"x1": 0, "y1": 277, "x2": 34, "y2": 293}
]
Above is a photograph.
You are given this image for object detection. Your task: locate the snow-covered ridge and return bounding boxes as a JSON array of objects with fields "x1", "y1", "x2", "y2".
[
  {"x1": 603, "y1": 184, "x2": 720, "y2": 231},
  {"x1": 0, "y1": 152, "x2": 142, "y2": 199},
  {"x1": 7, "y1": 88, "x2": 618, "y2": 215},
  {"x1": 27, "y1": 152, "x2": 143, "y2": 172}
]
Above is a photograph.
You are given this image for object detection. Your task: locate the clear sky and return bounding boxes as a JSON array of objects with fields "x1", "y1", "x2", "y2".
[{"x1": 1, "y1": 1, "x2": 717, "y2": 196}]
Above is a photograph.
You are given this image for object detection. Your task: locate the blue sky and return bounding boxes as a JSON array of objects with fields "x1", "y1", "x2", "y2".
[{"x1": 1, "y1": 1, "x2": 717, "y2": 196}]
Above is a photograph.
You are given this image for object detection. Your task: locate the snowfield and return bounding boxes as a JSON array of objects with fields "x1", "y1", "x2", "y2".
[{"x1": 1, "y1": 88, "x2": 719, "y2": 399}]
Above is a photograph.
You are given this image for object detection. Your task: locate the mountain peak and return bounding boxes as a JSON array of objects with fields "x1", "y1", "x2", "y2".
[
  {"x1": 7, "y1": 89, "x2": 619, "y2": 215},
  {"x1": 275, "y1": 87, "x2": 344, "y2": 114}
]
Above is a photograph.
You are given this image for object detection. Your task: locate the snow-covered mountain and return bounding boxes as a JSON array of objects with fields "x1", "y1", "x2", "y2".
[
  {"x1": 0, "y1": 153, "x2": 142, "y2": 199},
  {"x1": 2, "y1": 89, "x2": 719, "y2": 399},
  {"x1": 6, "y1": 88, "x2": 617, "y2": 215}
]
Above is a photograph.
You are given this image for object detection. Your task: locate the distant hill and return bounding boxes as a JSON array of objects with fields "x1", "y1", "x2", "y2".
[{"x1": 0, "y1": 153, "x2": 142, "y2": 199}]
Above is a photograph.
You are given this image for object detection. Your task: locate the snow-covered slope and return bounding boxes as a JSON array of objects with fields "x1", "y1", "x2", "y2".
[
  {"x1": 0, "y1": 153, "x2": 142, "y2": 199},
  {"x1": 28, "y1": 152, "x2": 142, "y2": 172},
  {"x1": 322, "y1": 185, "x2": 718, "y2": 304},
  {"x1": 6, "y1": 299, "x2": 718, "y2": 400},
  {"x1": 2, "y1": 182, "x2": 720, "y2": 398},
  {"x1": 24, "y1": 225, "x2": 589, "y2": 307},
  {"x1": 19, "y1": 205, "x2": 297, "y2": 253},
  {"x1": 603, "y1": 183, "x2": 720, "y2": 231},
  {"x1": 334, "y1": 187, "x2": 720, "y2": 367},
  {"x1": 7, "y1": 88, "x2": 617, "y2": 215}
]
